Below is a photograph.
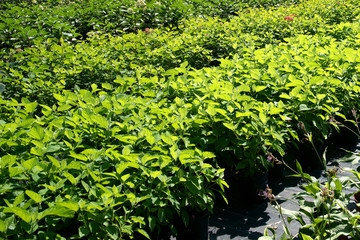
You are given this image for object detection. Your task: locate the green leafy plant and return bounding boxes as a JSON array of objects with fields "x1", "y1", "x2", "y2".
[
  {"x1": 0, "y1": 87, "x2": 228, "y2": 239},
  {"x1": 261, "y1": 154, "x2": 360, "y2": 240}
]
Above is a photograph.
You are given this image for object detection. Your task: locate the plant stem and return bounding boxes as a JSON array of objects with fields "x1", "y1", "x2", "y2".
[{"x1": 274, "y1": 200, "x2": 293, "y2": 239}]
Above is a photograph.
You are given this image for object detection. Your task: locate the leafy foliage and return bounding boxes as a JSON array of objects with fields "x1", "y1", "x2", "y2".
[{"x1": 2, "y1": 0, "x2": 360, "y2": 238}]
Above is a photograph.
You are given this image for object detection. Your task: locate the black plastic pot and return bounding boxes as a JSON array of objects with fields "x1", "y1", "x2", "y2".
[
  {"x1": 176, "y1": 211, "x2": 209, "y2": 240},
  {"x1": 223, "y1": 169, "x2": 269, "y2": 206},
  {"x1": 284, "y1": 139, "x2": 325, "y2": 174},
  {"x1": 268, "y1": 163, "x2": 284, "y2": 183},
  {"x1": 328, "y1": 122, "x2": 360, "y2": 148}
]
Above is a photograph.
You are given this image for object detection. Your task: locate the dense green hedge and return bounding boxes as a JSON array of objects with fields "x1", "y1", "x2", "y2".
[
  {"x1": 2, "y1": 0, "x2": 355, "y2": 51},
  {"x1": 1, "y1": 30, "x2": 360, "y2": 238},
  {"x1": 2, "y1": 0, "x2": 360, "y2": 238},
  {"x1": 0, "y1": 88, "x2": 228, "y2": 239},
  {"x1": 0, "y1": 0, "x2": 302, "y2": 50},
  {"x1": 2, "y1": 0, "x2": 360, "y2": 106}
]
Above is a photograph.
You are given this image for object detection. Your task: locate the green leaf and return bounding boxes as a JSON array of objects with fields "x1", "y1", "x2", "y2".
[
  {"x1": 56, "y1": 201, "x2": 79, "y2": 212},
  {"x1": 299, "y1": 104, "x2": 310, "y2": 111},
  {"x1": 27, "y1": 125, "x2": 44, "y2": 140},
  {"x1": 254, "y1": 85, "x2": 267, "y2": 92},
  {"x1": 309, "y1": 76, "x2": 325, "y2": 85},
  {"x1": 0, "y1": 219, "x2": 6, "y2": 232},
  {"x1": 64, "y1": 172, "x2": 77, "y2": 185},
  {"x1": 163, "y1": 69, "x2": 178, "y2": 76},
  {"x1": 46, "y1": 144, "x2": 61, "y2": 153},
  {"x1": 57, "y1": 104, "x2": 72, "y2": 112},
  {"x1": 182, "y1": 210, "x2": 189, "y2": 227},
  {"x1": 273, "y1": 132, "x2": 285, "y2": 144},
  {"x1": 47, "y1": 155, "x2": 61, "y2": 168},
  {"x1": 161, "y1": 134, "x2": 174, "y2": 145},
  {"x1": 13, "y1": 193, "x2": 25, "y2": 207},
  {"x1": 136, "y1": 229, "x2": 150, "y2": 239},
  {"x1": 236, "y1": 112, "x2": 252, "y2": 118},
  {"x1": 38, "y1": 206, "x2": 75, "y2": 220},
  {"x1": 237, "y1": 84, "x2": 251, "y2": 92},
  {"x1": 30, "y1": 147, "x2": 46, "y2": 157},
  {"x1": 24, "y1": 102, "x2": 38, "y2": 113},
  {"x1": 3, "y1": 207, "x2": 32, "y2": 223},
  {"x1": 69, "y1": 151, "x2": 88, "y2": 161},
  {"x1": 150, "y1": 171, "x2": 162, "y2": 179},
  {"x1": 102, "y1": 83, "x2": 112, "y2": 90},
  {"x1": 25, "y1": 190, "x2": 42, "y2": 203},
  {"x1": 223, "y1": 122, "x2": 235, "y2": 130},
  {"x1": 1, "y1": 155, "x2": 16, "y2": 168},
  {"x1": 279, "y1": 94, "x2": 291, "y2": 99},
  {"x1": 122, "y1": 146, "x2": 131, "y2": 155},
  {"x1": 146, "y1": 134, "x2": 156, "y2": 145},
  {"x1": 158, "y1": 208, "x2": 165, "y2": 222},
  {"x1": 79, "y1": 226, "x2": 90, "y2": 238},
  {"x1": 106, "y1": 225, "x2": 118, "y2": 240},
  {"x1": 206, "y1": 105, "x2": 217, "y2": 116},
  {"x1": 116, "y1": 162, "x2": 139, "y2": 175},
  {"x1": 259, "y1": 112, "x2": 267, "y2": 124},
  {"x1": 300, "y1": 233, "x2": 314, "y2": 240},
  {"x1": 92, "y1": 115, "x2": 109, "y2": 129}
]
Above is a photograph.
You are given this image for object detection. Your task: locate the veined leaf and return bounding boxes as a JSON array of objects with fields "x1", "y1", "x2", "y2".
[
  {"x1": 0, "y1": 219, "x2": 6, "y2": 232},
  {"x1": 38, "y1": 206, "x2": 75, "y2": 220},
  {"x1": 0, "y1": 154, "x2": 16, "y2": 168},
  {"x1": 13, "y1": 193, "x2": 25, "y2": 207},
  {"x1": 215, "y1": 108, "x2": 228, "y2": 118},
  {"x1": 63, "y1": 172, "x2": 77, "y2": 185},
  {"x1": 161, "y1": 134, "x2": 174, "y2": 145},
  {"x1": 259, "y1": 112, "x2": 267, "y2": 124},
  {"x1": 27, "y1": 125, "x2": 44, "y2": 140},
  {"x1": 269, "y1": 107, "x2": 283, "y2": 115},
  {"x1": 223, "y1": 122, "x2": 235, "y2": 130},
  {"x1": 237, "y1": 84, "x2": 251, "y2": 92},
  {"x1": 69, "y1": 151, "x2": 88, "y2": 161},
  {"x1": 116, "y1": 162, "x2": 139, "y2": 175},
  {"x1": 25, "y1": 190, "x2": 42, "y2": 203},
  {"x1": 24, "y1": 102, "x2": 38, "y2": 113},
  {"x1": 47, "y1": 155, "x2": 60, "y2": 168},
  {"x1": 146, "y1": 134, "x2": 156, "y2": 145},
  {"x1": 299, "y1": 104, "x2": 310, "y2": 111},
  {"x1": 254, "y1": 85, "x2": 267, "y2": 92},
  {"x1": 236, "y1": 111, "x2": 252, "y2": 118},
  {"x1": 279, "y1": 94, "x2": 291, "y2": 99},
  {"x1": 122, "y1": 146, "x2": 131, "y2": 155},
  {"x1": 309, "y1": 76, "x2": 325, "y2": 85},
  {"x1": 300, "y1": 233, "x2": 314, "y2": 240},
  {"x1": 150, "y1": 171, "x2": 162, "y2": 179},
  {"x1": 136, "y1": 229, "x2": 150, "y2": 239},
  {"x1": 3, "y1": 207, "x2": 32, "y2": 223},
  {"x1": 115, "y1": 135, "x2": 138, "y2": 144},
  {"x1": 92, "y1": 115, "x2": 109, "y2": 129},
  {"x1": 66, "y1": 161, "x2": 83, "y2": 170},
  {"x1": 203, "y1": 151, "x2": 216, "y2": 159},
  {"x1": 206, "y1": 105, "x2": 217, "y2": 116}
]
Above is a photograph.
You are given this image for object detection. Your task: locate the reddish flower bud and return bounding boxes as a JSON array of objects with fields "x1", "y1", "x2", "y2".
[{"x1": 284, "y1": 16, "x2": 294, "y2": 21}]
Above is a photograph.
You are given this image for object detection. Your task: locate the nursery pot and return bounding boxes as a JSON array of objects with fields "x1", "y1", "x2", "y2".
[
  {"x1": 268, "y1": 163, "x2": 284, "y2": 183},
  {"x1": 176, "y1": 211, "x2": 209, "y2": 240},
  {"x1": 329, "y1": 120, "x2": 360, "y2": 148},
  {"x1": 224, "y1": 169, "x2": 269, "y2": 205},
  {"x1": 285, "y1": 139, "x2": 325, "y2": 174}
]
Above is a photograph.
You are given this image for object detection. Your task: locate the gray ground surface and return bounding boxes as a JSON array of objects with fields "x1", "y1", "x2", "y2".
[
  {"x1": 206, "y1": 142, "x2": 360, "y2": 240},
  {"x1": 170, "y1": 139, "x2": 360, "y2": 240}
]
